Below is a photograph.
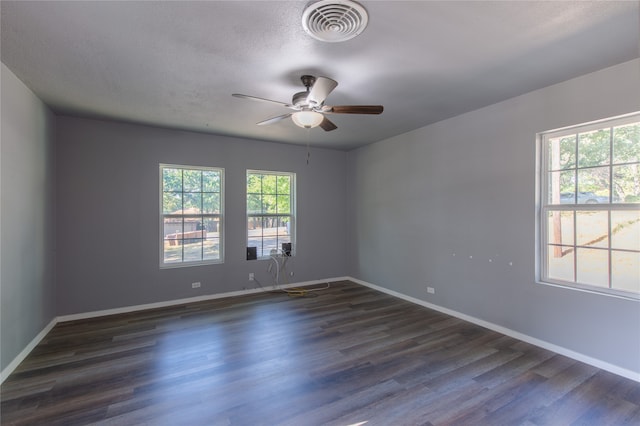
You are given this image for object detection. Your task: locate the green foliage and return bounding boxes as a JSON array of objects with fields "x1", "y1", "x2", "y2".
[
  {"x1": 183, "y1": 170, "x2": 201, "y2": 192},
  {"x1": 578, "y1": 129, "x2": 609, "y2": 167},
  {"x1": 162, "y1": 167, "x2": 221, "y2": 214},
  {"x1": 247, "y1": 172, "x2": 292, "y2": 214},
  {"x1": 163, "y1": 168, "x2": 182, "y2": 191},
  {"x1": 203, "y1": 170, "x2": 221, "y2": 192},
  {"x1": 548, "y1": 122, "x2": 639, "y2": 202},
  {"x1": 613, "y1": 123, "x2": 640, "y2": 163},
  {"x1": 163, "y1": 192, "x2": 181, "y2": 214}
]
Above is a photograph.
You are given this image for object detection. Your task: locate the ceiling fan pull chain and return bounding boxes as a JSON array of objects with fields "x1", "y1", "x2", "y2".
[{"x1": 306, "y1": 129, "x2": 311, "y2": 165}]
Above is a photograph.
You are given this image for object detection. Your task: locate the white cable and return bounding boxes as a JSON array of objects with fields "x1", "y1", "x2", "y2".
[{"x1": 266, "y1": 248, "x2": 331, "y2": 295}]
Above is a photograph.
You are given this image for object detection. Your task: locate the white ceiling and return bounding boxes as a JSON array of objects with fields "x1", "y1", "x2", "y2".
[{"x1": 1, "y1": 1, "x2": 638, "y2": 150}]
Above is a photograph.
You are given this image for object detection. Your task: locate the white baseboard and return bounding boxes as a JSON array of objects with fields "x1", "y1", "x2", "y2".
[
  {"x1": 57, "y1": 277, "x2": 347, "y2": 323},
  {"x1": 5, "y1": 276, "x2": 636, "y2": 385},
  {"x1": 1, "y1": 318, "x2": 57, "y2": 384},
  {"x1": 348, "y1": 276, "x2": 640, "y2": 383}
]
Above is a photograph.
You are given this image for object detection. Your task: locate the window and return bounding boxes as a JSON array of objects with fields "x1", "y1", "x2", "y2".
[
  {"x1": 160, "y1": 164, "x2": 223, "y2": 267},
  {"x1": 247, "y1": 170, "x2": 295, "y2": 259},
  {"x1": 540, "y1": 113, "x2": 639, "y2": 298}
]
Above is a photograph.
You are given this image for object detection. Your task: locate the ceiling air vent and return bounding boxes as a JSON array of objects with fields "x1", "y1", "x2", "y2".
[{"x1": 302, "y1": 0, "x2": 369, "y2": 43}]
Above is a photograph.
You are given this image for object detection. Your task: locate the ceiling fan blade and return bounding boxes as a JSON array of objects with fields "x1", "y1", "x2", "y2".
[
  {"x1": 319, "y1": 116, "x2": 337, "y2": 131},
  {"x1": 232, "y1": 93, "x2": 290, "y2": 107},
  {"x1": 256, "y1": 113, "x2": 292, "y2": 126},
  {"x1": 307, "y1": 77, "x2": 338, "y2": 106},
  {"x1": 328, "y1": 105, "x2": 384, "y2": 114}
]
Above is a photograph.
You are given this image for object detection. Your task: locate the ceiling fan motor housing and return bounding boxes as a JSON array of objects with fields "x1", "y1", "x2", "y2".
[
  {"x1": 293, "y1": 75, "x2": 318, "y2": 108},
  {"x1": 292, "y1": 91, "x2": 310, "y2": 108}
]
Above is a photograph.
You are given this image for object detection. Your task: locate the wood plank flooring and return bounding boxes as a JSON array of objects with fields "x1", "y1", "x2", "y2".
[{"x1": 2, "y1": 281, "x2": 639, "y2": 425}]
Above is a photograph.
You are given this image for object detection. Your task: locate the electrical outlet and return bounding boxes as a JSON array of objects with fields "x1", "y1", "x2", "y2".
[
  {"x1": 290, "y1": 271, "x2": 294, "y2": 277},
  {"x1": 427, "y1": 286, "x2": 435, "y2": 294},
  {"x1": 192, "y1": 282, "x2": 201, "y2": 289},
  {"x1": 249, "y1": 273, "x2": 254, "y2": 281}
]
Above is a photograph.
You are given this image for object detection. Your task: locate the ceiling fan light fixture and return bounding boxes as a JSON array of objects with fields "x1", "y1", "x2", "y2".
[
  {"x1": 292, "y1": 111, "x2": 324, "y2": 129},
  {"x1": 302, "y1": 0, "x2": 369, "y2": 42}
]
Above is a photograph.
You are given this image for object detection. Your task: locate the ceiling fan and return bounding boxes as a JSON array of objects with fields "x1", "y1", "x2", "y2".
[{"x1": 232, "y1": 75, "x2": 383, "y2": 131}]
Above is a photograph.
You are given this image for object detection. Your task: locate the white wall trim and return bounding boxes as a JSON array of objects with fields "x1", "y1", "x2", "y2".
[
  {"x1": 1, "y1": 318, "x2": 57, "y2": 384},
  {"x1": 57, "y1": 277, "x2": 347, "y2": 322},
  {"x1": 349, "y1": 276, "x2": 640, "y2": 383}
]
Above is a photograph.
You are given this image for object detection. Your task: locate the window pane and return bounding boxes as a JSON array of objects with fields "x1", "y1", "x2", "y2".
[
  {"x1": 204, "y1": 237, "x2": 220, "y2": 260},
  {"x1": 247, "y1": 173, "x2": 261, "y2": 193},
  {"x1": 183, "y1": 193, "x2": 202, "y2": 214},
  {"x1": 183, "y1": 170, "x2": 202, "y2": 192},
  {"x1": 263, "y1": 195, "x2": 277, "y2": 214},
  {"x1": 547, "y1": 246, "x2": 574, "y2": 282},
  {"x1": 577, "y1": 167, "x2": 609, "y2": 203},
  {"x1": 549, "y1": 170, "x2": 575, "y2": 204},
  {"x1": 163, "y1": 192, "x2": 182, "y2": 214},
  {"x1": 277, "y1": 195, "x2": 290, "y2": 214},
  {"x1": 163, "y1": 168, "x2": 182, "y2": 191},
  {"x1": 576, "y1": 248, "x2": 609, "y2": 288},
  {"x1": 548, "y1": 135, "x2": 576, "y2": 170},
  {"x1": 612, "y1": 251, "x2": 640, "y2": 293},
  {"x1": 203, "y1": 170, "x2": 221, "y2": 192},
  {"x1": 203, "y1": 193, "x2": 220, "y2": 214},
  {"x1": 247, "y1": 194, "x2": 262, "y2": 214},
  {"x1": 611, "y1": 211, "x2": 640, "y2": 251},
  {"x1": 278, "y1": 216, "x2": 292, "y2": 242},
  {"x1": 613, "y1": 123, "x2": 640, "y2": 164},
  {"x1": 203, "y1": 217, "x2": 220, "y2": 235},
  {"x1": 182, "y1": 216, "x2": 203, "y2": 234},
  {"x1": 262, "y1": 235, "x2": 279, "y2": 256},
  {"x1": 163, "y1": 217, "x2": 183, "y2": 263},
  {"x1": 277, "y1": 175, "x2": 291, "y2": 194},
  {"x1": 547, "y1": 211, "x2": 574, "y2": 246},
  {"x1": 163, "y1": 244, "x2": 182, "y2": 264},
  {"x1": 612, "y1": 164, "x2": 640, "y2": 204},
  {"x1": 248, "y1": 216, "x2": 262, "y2": 231},
  {"x1": 248, "y1": 216, "x2": 263, "y2": 257},
  {"x1": 576, "y1": 211, "x2": 608, "y2": 248},
  {"x1": 262, "y1": 175, "x2": 277, "y2": 194},
  {"x1": 163, "y1": 217, "x2": 182, "y2": 237},
  {"x1": 578, "y1": 129, "x2": 610, "y2": 167},
  {"x1": 183, "y1": 241, "x2": 204, "y2": 262}
]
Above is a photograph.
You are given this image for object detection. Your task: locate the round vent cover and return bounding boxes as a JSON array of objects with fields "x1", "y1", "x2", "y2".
[{"x1": 302, "y1": 0, "x2": 369, "y2": 43}]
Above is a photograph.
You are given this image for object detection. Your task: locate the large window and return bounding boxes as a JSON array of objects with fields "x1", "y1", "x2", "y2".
[
  {"x1": 247, "y1": 170, "x2": 295, "y2": 259},
  {"x1": 540, "y1": 113, "x2": 639, "y2": 298},
  {"x1": 160, "y1": 164, "x2": 223, "y2": 267}
]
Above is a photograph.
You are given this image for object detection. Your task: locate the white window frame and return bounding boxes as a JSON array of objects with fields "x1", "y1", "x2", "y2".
[
  {"x1": 246, "y1": 170, "x2": 296, "y2": 260},
  {"x1": 160, "y1": 164, "x2": 224, "y2": 268},
  {"x1": 538, "y1": 112, "x2": 639, "y2": 300}
]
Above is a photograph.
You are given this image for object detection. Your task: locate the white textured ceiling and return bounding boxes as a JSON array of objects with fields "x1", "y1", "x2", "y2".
[{"x1": 1, "y1": 1, "x2": 639, "y2": 150}]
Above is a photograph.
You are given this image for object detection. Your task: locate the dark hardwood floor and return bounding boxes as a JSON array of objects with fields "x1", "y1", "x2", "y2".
[{"x1": 2, "y1": 281, "x2": 639, "y2": 425}]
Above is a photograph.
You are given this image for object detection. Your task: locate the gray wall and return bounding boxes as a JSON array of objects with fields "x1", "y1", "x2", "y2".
[
  {"x1": 347, "y1": 59, "x2": 640, "y2": 374},
  {"x1": 1, "y1": 64, "x2": 56, "y2": 372},
  {"x1": 55, "y1": 116, "x2": 348, "y2": 315}
]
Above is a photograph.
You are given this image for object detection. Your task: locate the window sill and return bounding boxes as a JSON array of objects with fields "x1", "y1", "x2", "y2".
[{"x1": 537, "y1": 279, "x2": 639, "y2": 301}]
